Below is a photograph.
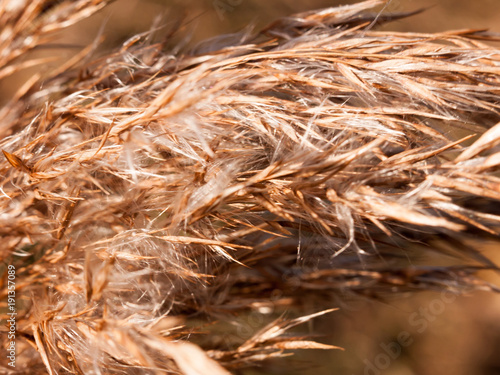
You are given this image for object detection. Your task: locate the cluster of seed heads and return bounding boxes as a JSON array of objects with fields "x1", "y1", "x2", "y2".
[{"x1": 1, "y1": 0, "x2": 500, "y2": 373}]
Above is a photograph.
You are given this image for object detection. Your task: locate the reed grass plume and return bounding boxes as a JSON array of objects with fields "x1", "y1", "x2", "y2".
[{"x1": 1, "y1": 0, "x2": 500, "y2": 373}]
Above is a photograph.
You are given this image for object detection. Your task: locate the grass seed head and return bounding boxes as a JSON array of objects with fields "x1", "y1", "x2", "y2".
[{"x1": 1, "y1": 0, "x2": 500, "y2": 373}]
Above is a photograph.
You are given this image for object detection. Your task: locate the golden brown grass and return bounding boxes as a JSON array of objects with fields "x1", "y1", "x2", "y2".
[{"x1": 1, "y1": 0, "x2": 500, "y2": 373}]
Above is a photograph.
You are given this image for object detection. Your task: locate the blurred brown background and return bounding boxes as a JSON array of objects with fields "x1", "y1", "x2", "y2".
[
  {"x1": 91, "y1": 0, "x2": 500, "y2": 41},
  {"x1": 4, "y1": 1, "x2": 500, "y2": 374}
]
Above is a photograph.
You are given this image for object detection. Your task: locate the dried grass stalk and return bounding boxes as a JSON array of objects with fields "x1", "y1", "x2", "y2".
[{"x1": 1, "y1": 0, "x2": 500, "y2": 373}]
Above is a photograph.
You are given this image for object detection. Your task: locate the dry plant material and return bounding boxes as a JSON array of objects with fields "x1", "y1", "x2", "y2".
[{"x1": 1, "y1": 0, "x2": 500, "y2": 373}]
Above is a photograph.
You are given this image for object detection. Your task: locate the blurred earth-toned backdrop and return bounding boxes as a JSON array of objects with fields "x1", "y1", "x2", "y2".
[{"x1": 4, "y1": 1, "x2": 500, "y2": 374}]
